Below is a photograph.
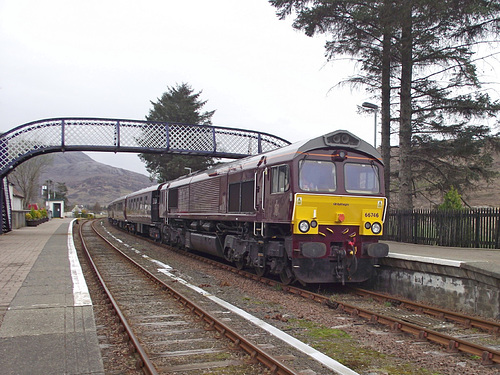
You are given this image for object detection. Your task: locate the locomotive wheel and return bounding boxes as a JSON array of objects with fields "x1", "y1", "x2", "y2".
[
  {"x1": 255, "y1": 266, "x2": 267, "y2": 277},
  {"x1": 279, "y1": 266, "x2": 294, "y2": 285},
  {"x1": 235, "y1": 260, "x2": 245, "y2": 270}
]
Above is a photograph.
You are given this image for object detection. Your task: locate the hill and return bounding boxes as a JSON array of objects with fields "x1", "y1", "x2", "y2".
[{"x1": 39, "y1": 152, "x2": 153, "y2": 208}]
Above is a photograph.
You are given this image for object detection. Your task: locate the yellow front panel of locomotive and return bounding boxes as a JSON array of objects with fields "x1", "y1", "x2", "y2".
[{"x1": 292, "y1": 194, "x2": 386, "y2": 235}]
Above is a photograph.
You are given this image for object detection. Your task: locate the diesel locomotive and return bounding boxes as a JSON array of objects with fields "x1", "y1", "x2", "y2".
[{"x1": 108, "y1": 129, "x2": 389, "y2": 284}]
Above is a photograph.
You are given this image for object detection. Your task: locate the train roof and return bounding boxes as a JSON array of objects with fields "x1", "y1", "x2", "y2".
[
  {"x1": 216, "y1": 129, "x2": 381, "y2": 168},
  {"x1": 108, "y1": 184, "x2": 161, "y2": 205},
  {"x1": 165, "y1": 130, "x2": 381, "y2": 187},
  {"x1": 297, "y1": 129, "x2": 381, "y2": 160}
]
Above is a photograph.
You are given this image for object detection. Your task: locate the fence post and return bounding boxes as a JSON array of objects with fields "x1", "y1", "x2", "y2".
[
  {"x1": 495, "y1": 208, "x2": 500, "y2": 249},
  {"x1": 397, "y1": 210, "x2": 402, "y2": 242},
  {"x1": 413, "y1": 210, "x2": 418, "y2": 244},
  {"x1": 475, "y1": 211, "x2": 480, "y2": 248}
]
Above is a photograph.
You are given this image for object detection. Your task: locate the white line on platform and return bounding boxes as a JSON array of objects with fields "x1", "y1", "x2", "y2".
[
  {"x1": 68, "y1": 219, "x2": 92, "y2": 306},
  {"x1": 388, "y1": 252, "x2": 463, "y2": 268}
]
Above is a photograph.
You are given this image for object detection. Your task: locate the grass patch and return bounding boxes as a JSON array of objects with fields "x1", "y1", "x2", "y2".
[
  {"x1": 286, "y1": 318, "x2": 445, "y2": 375},
  {"x1": 291, "y1": 319, "x2": 350, "y2": 339}
]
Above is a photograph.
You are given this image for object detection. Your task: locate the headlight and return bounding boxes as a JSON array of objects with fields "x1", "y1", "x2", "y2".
[
  {"x1": 371, "y1": 222, "x2": 382, "y2": 234},
  {"x1": 298, "y1": 220, "x2": 310, "y2": 233},
  {"x1": 364, "y1": 222, "x2": 371, "y2": 229},
  {"x1": 310, "y1": 220, "x2": 318, "y2": 228}
]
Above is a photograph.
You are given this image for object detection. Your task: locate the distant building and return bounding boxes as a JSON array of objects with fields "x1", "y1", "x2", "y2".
[
  {"x1": 8, "y1": 180, "x2": 26, "y2": 229},
  {"x1": 46, "y1": 199, "x2": 65, "y2": 218},
  {"x1": 10, "y1": 183, "x2": 24, "y2": 211},
  {"x1": 71, "y1": 205, "x2": 84, "y2": 217}
]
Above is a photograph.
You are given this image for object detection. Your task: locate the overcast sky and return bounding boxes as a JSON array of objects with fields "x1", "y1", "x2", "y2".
[{"x1": 1, "y1": 0, "x2": 387, "y2": 176}]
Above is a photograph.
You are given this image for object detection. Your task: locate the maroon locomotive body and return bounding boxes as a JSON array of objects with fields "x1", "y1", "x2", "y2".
[{"x1": 108, "y1": 130, "x2": 389, "y2": 284}]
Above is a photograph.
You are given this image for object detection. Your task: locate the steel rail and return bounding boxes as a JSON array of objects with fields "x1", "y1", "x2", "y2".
[
  {"x1": 155, "y1": 240, "x2": 500, "y2": 366},
  {"x1": 264, "y1": 282, "x2": 500, "y2": 365},
  {"x1": 328, "y1": 299, "x2": 500, "y2": 365},
  {"x1": 349, "y1": 287, "x2": 500, "y2": 334},
  {"x1": 91, "y1": 220, "x2": 299, "y2": 375},
  {"x1": 276, "y1": 287, "x2": 500, "y2": 365},
  {"x1": 78, "y1": 220, "x2": 159, "y2": 375}
]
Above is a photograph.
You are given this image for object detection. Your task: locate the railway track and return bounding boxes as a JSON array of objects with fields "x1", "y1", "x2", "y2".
[
  {"x1": 107, "y1": 222, "x2": 500, "y2": 368},
  {"x1": 78, "y1": 220, "x2": 300, "y2": 375},
  {"x1": 235, "y1": 266, "x2": 500, "y2": 367},
  {"x1": 348, "y1": 287, "x2": 500, "y2": 334},
  {"x1": 323, "y1": 288, "x2": 500, "y2": 366}
]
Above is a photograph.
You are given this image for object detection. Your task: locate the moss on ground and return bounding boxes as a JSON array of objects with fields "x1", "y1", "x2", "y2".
[{"x1": 287, "y1": 318, "x2": 445, "y2": 375}]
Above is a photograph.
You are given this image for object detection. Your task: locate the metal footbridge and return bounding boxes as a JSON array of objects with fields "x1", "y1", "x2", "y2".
[{"x1": 1, "y1": 117, "x2": 291, "y2": 233}]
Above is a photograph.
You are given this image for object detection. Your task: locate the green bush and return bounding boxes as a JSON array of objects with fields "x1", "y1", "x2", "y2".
[
  {"x1": 26, "y1": 208, "x2": 48, "y2": 221},
  {"x1": 438, "y1": 186, "x2": 463, "y2": 210}
]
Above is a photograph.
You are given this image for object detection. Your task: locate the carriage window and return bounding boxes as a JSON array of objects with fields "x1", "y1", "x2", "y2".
[
  {"x1": 344, "y1": 163, "x2": 380, "y2": 193},
  {"x1": 299, "y1": 160, "x2": 336, "y2": 192},
  {"x1": 271, "y1": 165, "x2": 289, "y2": 193}
]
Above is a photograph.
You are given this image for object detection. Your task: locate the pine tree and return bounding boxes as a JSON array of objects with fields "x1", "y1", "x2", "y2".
[
  {"x1": 139, "y1": 83, "x2": 216, "y2": 182},
  {"x1": 438, "y1": 186, "x2": 463, "y2": 210},
  {"x1": 270, "y1": 0, "x2": 500, "y2": 208}
]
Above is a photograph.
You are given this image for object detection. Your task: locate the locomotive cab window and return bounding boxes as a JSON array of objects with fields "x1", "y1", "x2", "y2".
[
  {"x1": 299, "y1": 160, "x2": 336, "y2": 192},
  {"x1": 271, "y1": 164, "x2": 290, "y2": 194},
  {"x1": 344, "y1": 163, "x2": 380, "y2": 194}
]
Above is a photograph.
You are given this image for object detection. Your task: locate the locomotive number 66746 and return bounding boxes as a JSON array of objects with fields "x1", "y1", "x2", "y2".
[{"x1": 108, "y1": 130, "x2": 389, "y2": 284}]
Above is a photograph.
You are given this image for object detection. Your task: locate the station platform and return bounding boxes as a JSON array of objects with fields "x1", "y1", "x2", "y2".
[
  {"x1": 383, "y1": 240, "x2": 500, "y2": 279},
  {"x1": 0, "y1": 218, "x2": 104, "y2": 375}
]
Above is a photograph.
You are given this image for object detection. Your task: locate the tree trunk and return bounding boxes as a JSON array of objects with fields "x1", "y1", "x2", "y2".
[
  {"x1": 381, "y1": 29, "x2": 392, "y2": 206},
  {"x1": 398, "y1": 2, "x2": 414, "y2": 209}
]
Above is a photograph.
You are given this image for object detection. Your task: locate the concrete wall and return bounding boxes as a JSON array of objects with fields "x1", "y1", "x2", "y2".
[
  {"x1": 11, "y1": 210, "x2": 28, "y2": 229},
  {"x1": 365, "y1": 258, "x2": 500, "y2": 320}
]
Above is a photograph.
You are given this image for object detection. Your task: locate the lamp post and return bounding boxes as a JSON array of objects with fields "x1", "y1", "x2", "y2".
[{"x1": 362, "y1": 102, "x2": 379, "y2": 148}]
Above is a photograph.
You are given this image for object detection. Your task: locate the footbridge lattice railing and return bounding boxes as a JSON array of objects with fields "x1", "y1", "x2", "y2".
[
  {"x1": 0, "y1": 118, "x2": 290, "y2": 178},
  {"x1": 0, "y1": 117, "x2": 291, "y2": 233}
]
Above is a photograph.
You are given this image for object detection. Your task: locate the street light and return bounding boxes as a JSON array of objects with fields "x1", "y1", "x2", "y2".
[{"x1": 362, "y1": 102, "x2": 379, "y2": 148}]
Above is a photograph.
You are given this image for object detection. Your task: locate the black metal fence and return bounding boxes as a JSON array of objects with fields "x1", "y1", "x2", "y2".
[{"x1": 383, "y1": 208, "x2": 500, "y2": 249}]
